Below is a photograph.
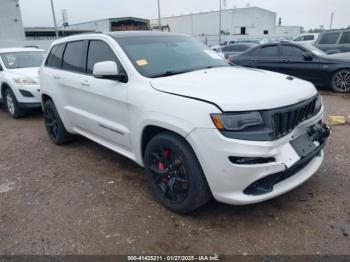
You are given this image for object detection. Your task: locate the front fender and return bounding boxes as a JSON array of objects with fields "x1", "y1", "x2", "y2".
[{"x1": 133, "y1": 112, "x2": 197, "y2": 166}]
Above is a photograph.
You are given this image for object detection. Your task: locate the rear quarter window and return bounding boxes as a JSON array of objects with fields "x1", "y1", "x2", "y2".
[
  {"x1": 319, "y1": 32, "x2": 340, "y2": 44},
  {"x1": 46, "y1": 43, "x2": 65, "y2": 68}
]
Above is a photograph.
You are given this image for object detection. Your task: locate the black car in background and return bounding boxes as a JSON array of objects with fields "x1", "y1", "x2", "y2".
[
  {"x1": 229, "y1": 41, "x2": 350, "y2": 93},
  {"x1": 217, "y1": 42, "x2": 258, "y2": 59}
]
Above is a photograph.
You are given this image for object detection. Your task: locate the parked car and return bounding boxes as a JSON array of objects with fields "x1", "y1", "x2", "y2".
[
  {"x1": 230, "y1": 41, "x2": 350, "y2": 93},
  {"x1": 40, "y1": 32, "x2": 329, "y2": 213},
  {"x1": 235, "y1": 39, "x2": 262, "y2": 44},
  {"x1": 293, "y1": 33, "x2": 319, "y2": 43},
  {"x1": 0, "y1": 48, "x2": 45, "y2": 118},
  {"x1": 315, "y1": 29, "x2": 350, "y2": 54},
  {"x1": 218, "y1": 43, "x2": 258, "y2": 59},
  {"x1": 210, "y1": 40, "x2": 236, "y2": 51}
]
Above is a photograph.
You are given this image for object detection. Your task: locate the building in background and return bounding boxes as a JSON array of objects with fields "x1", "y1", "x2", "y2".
[
  {"x1": 66, "y1": 17, "x2": 150, "y2": 32},
  {"x1": 275, "y1": 26, "x2": 303, "y2": 36},
  {"x1": 0, "y1": 0, "x2": 25, "y2": 41},
  {"x1": 24, "y1": 27, "x2": 93, "y2": 40},
  {"x1": 0, "y1": 2, "x2": 302, "y2": 49},
  {"x1": 150, "y1": 7, "x2": 302, "y2": 45}
]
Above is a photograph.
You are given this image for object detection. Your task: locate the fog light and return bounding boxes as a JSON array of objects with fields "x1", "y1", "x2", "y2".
[
  {"x1": 19, "y1": 89, "x2": 34, "y2": 97},
  {"x1": 229, "y1": 156, "x2": 275, "y2": 165}
]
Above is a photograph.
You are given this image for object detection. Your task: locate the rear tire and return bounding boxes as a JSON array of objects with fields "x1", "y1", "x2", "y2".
[
  {"x1": 144, "y1": 132, "x2": 211, "y2": 213},
  {"x1": 43, "y1": 99, "x2": 74, "y2": 145},
  {"x1": 331, "y1": 69, "x2": 350, "y2": 93},
  {"x1": 4, "y1": 88, "x2": 24, "y2": 119}
]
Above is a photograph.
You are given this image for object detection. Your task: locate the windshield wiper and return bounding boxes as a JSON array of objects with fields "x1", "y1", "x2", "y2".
[
  {"x1": 151, "y1": 65, "x2": 228, "y2": 78},
  {"x1": 151, "y1": 70, "x2": 193, "y2": 78}
]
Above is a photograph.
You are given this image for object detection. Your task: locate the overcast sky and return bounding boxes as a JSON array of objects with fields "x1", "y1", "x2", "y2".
[{"x1": 19, "y1": 0, "x2": 350, "y2": 30}]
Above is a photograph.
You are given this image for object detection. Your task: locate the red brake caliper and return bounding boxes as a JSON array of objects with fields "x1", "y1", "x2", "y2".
[{"x1": 158, "y1": 148, "x2": 170, "y2": 182}]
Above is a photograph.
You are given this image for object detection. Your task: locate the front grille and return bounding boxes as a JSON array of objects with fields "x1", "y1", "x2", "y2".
[
  {"x1": 272, "y1": 97, "x2": 317, "y2": 138},
  {"x1": 219, "y1": 95, "x2": 321, "y2": 141}
]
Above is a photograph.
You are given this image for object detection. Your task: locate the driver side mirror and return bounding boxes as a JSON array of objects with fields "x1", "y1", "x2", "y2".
[
  {"x1": 303, "y1": 52, "x2": 314, "y2": 61},
  {"x1": 93, "y1": 61, "x2": 125, "y2": 81}
]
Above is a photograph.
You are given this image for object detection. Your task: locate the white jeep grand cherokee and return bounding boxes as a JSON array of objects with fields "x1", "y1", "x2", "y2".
[{"x1": 40, "y1": 32, "x2": 330, "y2": 213}]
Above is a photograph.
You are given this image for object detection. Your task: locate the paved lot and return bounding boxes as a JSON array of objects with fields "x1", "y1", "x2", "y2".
[{"x1": 0, "y1": 91, "x2": 349, "y2": 255}]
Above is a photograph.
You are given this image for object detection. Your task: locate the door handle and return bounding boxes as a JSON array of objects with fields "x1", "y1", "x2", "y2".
[
  {"x1": 80, "y1": 80, "x2": 90, "y2": 87},
  {"x1": 281, "y1": 59, "x2": 289, "y2": 62},
  {"x1": 251, "y1": 58, "x2": 256, "y2": 62},
  {"x1": 53, "y1": 74, "x2": 60, "y2": 79}
]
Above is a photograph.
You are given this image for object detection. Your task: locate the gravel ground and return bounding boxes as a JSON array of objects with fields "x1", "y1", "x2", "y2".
[{"x1": 0, "y1": 91, "x2": 349, "y2": 255}]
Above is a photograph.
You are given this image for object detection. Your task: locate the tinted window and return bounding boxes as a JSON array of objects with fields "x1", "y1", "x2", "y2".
[
  {"x1": 304, "y1": 35, "x2": 315, "y2": 41},
  {"x1": 339, "y1": 31, "x2": 350, "y2": 44},
  {"x1": 259, "y1": 45, "x2": 278, "y2": 56},
  {"x1": 62, "y1": 41, "x2": 85, "y2": 73},
  {"x1": 116, "y1": 35, "x2": 228, "y2": 78},
  {"x1": 87, "y1": 40, "x2": 121, "y2": 74},
  {"x1": 281, "y1": 45, "x2": 304, "y2": 57},
  {"x1": 319, "y1": 32, "x2": 340, "y2": 44},
  {"x1": 46, "y1": 44, "x2": 65, "y2": 68}
]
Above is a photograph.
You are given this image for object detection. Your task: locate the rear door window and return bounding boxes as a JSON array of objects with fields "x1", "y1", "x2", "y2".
[
  {"x1": 339, "y1": 31, "x2": 350, "y2": 44},
  {"x1": 46, "y1": 43, "x2": 65, "y2": 68},
  {"x1": 319, "y1": 32, "x2": 340, "y2": 44},
  {"x1": 62, "y1": 41, "x2": 85, "y2": 73}
]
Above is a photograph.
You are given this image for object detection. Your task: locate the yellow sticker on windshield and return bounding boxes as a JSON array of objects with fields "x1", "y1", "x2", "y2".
[{"x1": 136, "y1": 59, "x2": 148, "y2": 66}]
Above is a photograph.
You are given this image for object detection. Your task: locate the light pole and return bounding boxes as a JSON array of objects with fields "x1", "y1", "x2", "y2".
[
  {"x1": 50, "y1": 0, "x2": 59, "y2": 38},
  {"x1": 219, "y1": 0, "x2": 222, "y2": 44},
  {"x1": 329, "y1": 12, "x2": 334, "y2": 30},
  {"x1": 158, "y1": 0, "x2": 161, "y2": 29}
]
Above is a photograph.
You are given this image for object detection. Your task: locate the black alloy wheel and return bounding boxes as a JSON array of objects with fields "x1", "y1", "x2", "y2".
[
  {"x1": 144, "y1": 132, "x2": 211, "y2": 213},
  {"x1": 43, "y1": 100, "x2": 74, "y2": 145}
]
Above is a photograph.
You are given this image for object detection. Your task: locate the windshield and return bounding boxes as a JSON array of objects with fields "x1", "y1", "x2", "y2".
[
  {"x1": 0, "y1": 51, "x2": 45, "y2": 69},
  {"x1": 115, "y1": 35, "x2": 229, "y2": 78}
]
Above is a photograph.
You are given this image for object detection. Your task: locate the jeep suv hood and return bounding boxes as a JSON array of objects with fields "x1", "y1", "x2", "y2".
[{"x1": 150, "y1": 66, "x2": 317, "y2": 111}]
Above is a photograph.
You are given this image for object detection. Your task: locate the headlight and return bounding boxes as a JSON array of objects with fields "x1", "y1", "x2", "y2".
[
  {"x1": 211, "y1": 112, "x2": 264, "y2": 131},
  {"x1": 13, "y1": 77, "x2": 39, "y2": 85},
  {"x1": 314, "y1": 94, "x2": 323, "y2": 114}
]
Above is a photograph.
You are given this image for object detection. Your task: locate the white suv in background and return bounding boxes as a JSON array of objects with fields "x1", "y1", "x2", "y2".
[
  {"x1": 293, "y1": 33, "x2": 319, "y2": 44},
  {"x1": 40, "y1": 32, "x2": 330, "y2": 213},
  {"x1": 0, "y1": 48, "x2": 45, "y2": 118}
]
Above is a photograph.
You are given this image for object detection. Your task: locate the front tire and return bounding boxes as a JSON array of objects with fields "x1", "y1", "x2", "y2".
[
  {"x1": 43, "y1": 100, "x2": 74, "y2": 145},
  {"x1": 4, "y1": 88, "x2": 24, "y2": 119},
  {"x1": 144, "y1": 132, "x2": 211, "y2": 213},
  {"x1": 331, "y1": 69, "x2": 350, "y2": 93}
]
